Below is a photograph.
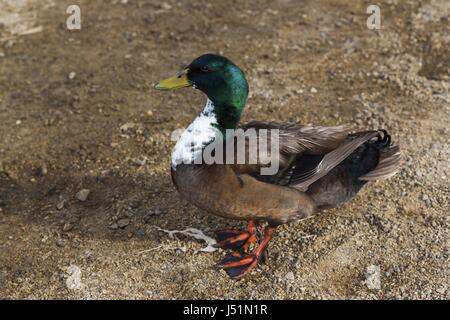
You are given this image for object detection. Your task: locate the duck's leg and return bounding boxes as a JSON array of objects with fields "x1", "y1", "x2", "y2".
[
  {"x1": 218, "y1": 226, "x2": 276, "y2": 279},
  {"x1": 215, "y1": 220, "x2": 258, "y2": 252}
]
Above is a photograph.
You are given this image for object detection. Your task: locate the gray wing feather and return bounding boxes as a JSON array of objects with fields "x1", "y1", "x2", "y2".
[
  {"x1": 240, "y1": 121, "x2": 349, "y2": 156},
  {"x1": 290, "y1": 131, "x2": 380, "y2": 191}
]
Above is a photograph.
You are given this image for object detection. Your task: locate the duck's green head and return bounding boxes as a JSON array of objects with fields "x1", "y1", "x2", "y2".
[{"x1": 155, "y1": 54, "x2": 249, "y2": 129}]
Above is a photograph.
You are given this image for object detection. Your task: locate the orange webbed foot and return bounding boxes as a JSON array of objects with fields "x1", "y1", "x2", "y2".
[
  {"x1": 217, "y1": 252, "x2": 259, "y2": 279},
  {"x1": 215, "y1": 220, "x2": 257, "y2": 252},
  {"x1": 217, "y1": 226, "x2": 275, "y2": 279}
]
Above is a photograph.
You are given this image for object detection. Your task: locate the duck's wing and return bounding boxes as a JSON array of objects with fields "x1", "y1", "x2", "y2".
[
  {"x1": 229, "y1": 121, "x2": 349, "y2": 178},
  {"x1": 240, "y1": 120, "x2": 348, "y2": 156},
  {"x1": 230, "y1": 122, "x2": 387, "y2": 191},
  {"x1": 285, "y1": 131, "x2": 381, "y2": 191}
]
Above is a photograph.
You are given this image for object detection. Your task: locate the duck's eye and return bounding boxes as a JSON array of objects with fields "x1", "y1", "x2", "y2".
[{"x1": 200, "y1": 66, "x2": 211, "y2": 73}]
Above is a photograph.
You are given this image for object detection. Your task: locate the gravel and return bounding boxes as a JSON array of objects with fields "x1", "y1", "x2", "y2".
[{"x1": 0, "y1": 0, "x2": 448, "y2": 300}]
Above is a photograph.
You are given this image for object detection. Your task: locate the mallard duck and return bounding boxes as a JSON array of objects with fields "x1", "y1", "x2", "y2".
[{"x1": 154, "y1": 54, "x2": 400, "y2": 279}]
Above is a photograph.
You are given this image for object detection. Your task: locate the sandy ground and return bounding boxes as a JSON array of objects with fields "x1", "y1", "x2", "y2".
[{"x1": 0, "y1": 0, "x2": 448, "y2": 299}]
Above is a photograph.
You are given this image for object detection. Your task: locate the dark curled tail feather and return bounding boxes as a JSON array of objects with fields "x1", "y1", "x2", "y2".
[
  {"x1": 305, "y1": 129, "x2": 400, "y2": 209},
  {"x1": 359, "y1": 130, "x2": 400, "y2": 181},
  {"x1": 342, "y1": 129, "x2": 401, "y2": 183}
]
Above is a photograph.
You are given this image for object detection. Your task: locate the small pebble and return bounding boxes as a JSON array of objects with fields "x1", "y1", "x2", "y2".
[
  {"x1": 66, "y1": 265, "x2": 83, "y2": 290},
  {"x1": 56, "y1": 200, "x2": 66, "y2": 210},
  {"x1": 436, "y1": 287, "x2": 446, "y2": 294},
  {"x1": 143, "y1": 209, "x2": 162, "y2": 223},
  {"x1": 109, "y1": 223, "x2": 119, "y2": 230},
  {"x1": 68, "y1": 72, "x2": 76, "y2": 80},
  {"x1": 364, "y1": 265, "x2": 381, "y2": 290},
  {"x1": 76, "y1": 189, "x2": 90, "y2": 202},
  {"x1": 117, "y1": 218, "x2": 130, "y2": 228},
  {"x1": 133, "y1": 157, "x2": 146, "y2": 166},
  {"x1": 56, "y1": 238, "x2": 65, "y2": 247},
  {"x1": 161, "y1": 2, "x2": 172, "y2": 10},
  {"x1": 4, "y1": 40, "x2": 15, "y2": 48},
  {"x1": 62, "y1": 223, "x2": 73, "y2": 232},
  {"x1": 35, "y1": 164, "x2": 48, "y2": 177},
  {"x1": 285, "y1": 271, "x2": 295, "y2": 282}
]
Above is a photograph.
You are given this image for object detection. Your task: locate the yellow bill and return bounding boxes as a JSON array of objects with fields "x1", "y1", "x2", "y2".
[{"x1": 154, "y1": 69, "x2": 191, "y2": 90}]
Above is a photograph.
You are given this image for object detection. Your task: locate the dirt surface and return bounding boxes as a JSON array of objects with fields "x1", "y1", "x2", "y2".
[{"x1": 0, "y1": 0, "x2": 448, "y2": 299}]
